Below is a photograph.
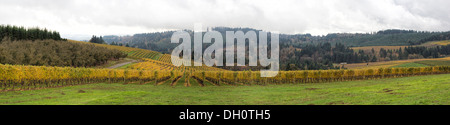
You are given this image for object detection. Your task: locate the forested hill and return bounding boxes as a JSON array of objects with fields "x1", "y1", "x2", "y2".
[
  {"x1": 102, "y1": 28, "x2": 450, "y2": 54},
  {"x1": 103, "y1": 31, "x2": 176, "y2": 53},
  {"x1": 283, "y1": 30, "x2": 450, "y2": 48},
  {"x1": 0, "y1": 25, "x2": 127, "y2": 67}
]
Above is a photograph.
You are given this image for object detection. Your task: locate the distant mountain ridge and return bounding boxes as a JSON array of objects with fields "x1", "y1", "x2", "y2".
[{"x1": 101, "y1": 27, "x2": 450, "y2": 54}]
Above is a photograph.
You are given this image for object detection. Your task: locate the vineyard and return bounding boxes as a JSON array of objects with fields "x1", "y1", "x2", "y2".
[
  {"x1": 129, "y1": 59, "x2": 225, "y2": 72},
  {"x1": 0, "y1": 64, "x2": 172, "y2": 91},
  {"x1": 191, "y1": 66, "x2": 450, "y2": 86},
  {"x1": 157, "y1": 54, "x2": 173, "y2": 64},
  {"x1": 1, "y1": 40, "x2": 449, "y2": 91},
  {"x1": 128, "y1": 58, "x2": 226, "y2": 86},
  {"x1": 2, "y1": 61, "x2": 450, "y2": 91},
  {"x1": 68, "y1": 40, "x2": 162, "y2": 60}
]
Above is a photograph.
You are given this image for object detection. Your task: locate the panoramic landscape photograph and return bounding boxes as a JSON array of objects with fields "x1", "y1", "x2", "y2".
[{"x1": 0, "y1": 0, "x2": 449, "y2": 120}]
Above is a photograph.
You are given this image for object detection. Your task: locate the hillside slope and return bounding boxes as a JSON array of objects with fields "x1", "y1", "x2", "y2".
[
  {"x1": 0, "y1": 39, "x2": 126, "y2": 67},
  {"x1": 69, "y1": 40, "x2": 162, "y2": 60}
]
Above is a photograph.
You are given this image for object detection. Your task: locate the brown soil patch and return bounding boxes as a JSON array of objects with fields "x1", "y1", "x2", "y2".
[
  {"x1": 327, "y1": 101, "x2": 350, "y2": 105},
  {"x1": 43, "y1": 97, "x2": 56, "y2": 99},
  {"x1": 305, "y1": 88, "x2": 320, "y2": 90},
  {"x1": 383, "y1": 88, "x2": 394, "y2": 92}
]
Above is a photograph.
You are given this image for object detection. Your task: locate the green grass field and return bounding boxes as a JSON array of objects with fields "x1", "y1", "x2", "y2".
[
  {"x1": 1, "y1": 74, "x2": 449, "y2": 105},
  {"x1": 416, "y1": 60, "x2": 450, "y2": 66},
  {"x1": 391, "y1": 62, "x2": 429, "y2": 68},
  {"x1": 389, "y1": 59, "x2": 450, "y2": 68}
]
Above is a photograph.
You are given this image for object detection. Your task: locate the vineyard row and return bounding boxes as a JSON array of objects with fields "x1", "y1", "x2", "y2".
[{"x1": 1, "y1": 64, "x2": 450, "y2": 91}]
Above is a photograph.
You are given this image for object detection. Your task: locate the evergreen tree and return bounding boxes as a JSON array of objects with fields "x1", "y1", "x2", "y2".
[
  {"x1": 89, "y1": 35, "x2": 106, "y2": 44},
  {"x1": 371, "y1": 55, "x2": 377, "y2": 62}
]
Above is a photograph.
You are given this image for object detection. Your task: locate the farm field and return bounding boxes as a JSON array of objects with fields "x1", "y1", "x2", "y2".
[
  {"x1": 2, "y1": 36, "x2": 450, "y2": 106},
  {"x1": 415, "y1": 60, "x2": 450, "y2": 67},
  {"x1": 391, "y1": 62, "x2": 429, "y2": 68},
  {"x1": 1, "y1": 73, "x2": 448, "y2": 105},
  {"x1": 352, "y1": 45, "x2": 408, "y2": 53},
  {"x1": 342, "y1": 56, "x2": 450, "y2": 69},
  {"x1": 350, "y1": 40, "x2": 450, "y2": 52},
  {"x1": 3, "y1": 0, "x2": 450, "y2": 112},
  {"x1": 3, "y1": 59, "x2": 449, "y2": 92},
  {"x1": 420, "y1": 40, "x2": 450, "y2": 46}
]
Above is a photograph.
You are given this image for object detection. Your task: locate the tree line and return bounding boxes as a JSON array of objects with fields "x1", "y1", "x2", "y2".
[
  {"x1": 281, "y1": 43, "x2": 373, "y2": 70},
  {"x1": 0, "y1": 25, "x2": 64, "y2": 41},
  {"x1": 280, "y1": 43, "x2": 450, "y2": 70},
  {"x1": 379, "y1": 45, "x2": 450, "y2": 61},
  {"x1": 415, "y1": 32, "x2": 450, "y2": 45}
]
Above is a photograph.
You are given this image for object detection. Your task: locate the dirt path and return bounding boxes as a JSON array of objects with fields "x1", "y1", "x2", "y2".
[{"x1": 107, "y1": 59, "x2": 138, "y2": 69}]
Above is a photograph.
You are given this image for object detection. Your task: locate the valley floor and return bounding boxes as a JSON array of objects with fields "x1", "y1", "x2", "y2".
[{"x1": 0, "y1": 74, "x2": 449, "y2": 105}]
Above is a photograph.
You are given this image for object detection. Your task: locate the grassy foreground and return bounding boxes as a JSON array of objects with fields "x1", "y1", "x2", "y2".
[{"x1": 1, "y1": 74, "x2": 449, "y2": 105}]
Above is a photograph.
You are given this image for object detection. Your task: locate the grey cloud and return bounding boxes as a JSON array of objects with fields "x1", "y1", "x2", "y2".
[{"x1": 0, "y1": 0, "x2": 449, "y2": 39}]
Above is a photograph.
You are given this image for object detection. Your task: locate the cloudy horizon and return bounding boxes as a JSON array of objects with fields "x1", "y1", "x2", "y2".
[{"x1": 1, "y1": 0, "x2": 450, "y2": 40}]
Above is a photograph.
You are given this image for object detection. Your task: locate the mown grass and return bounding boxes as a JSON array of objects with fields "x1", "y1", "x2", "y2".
[
  {"x1": 93, "y1": 58, "x2": 132, "y2": 69},
  {"x1": 189, "y1": 77, "x2": 200, "y2": 87},
  {"x1": 117, "y1": 62, "x2": 136, "y2": 69},
  {"x1": 1, "y1": 74, "x2": 449, "y2": 105}
]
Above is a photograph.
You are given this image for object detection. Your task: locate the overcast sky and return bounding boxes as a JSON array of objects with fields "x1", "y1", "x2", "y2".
[{"x1": 1, "y1": 0, "x2": 449, "y2": 40}]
